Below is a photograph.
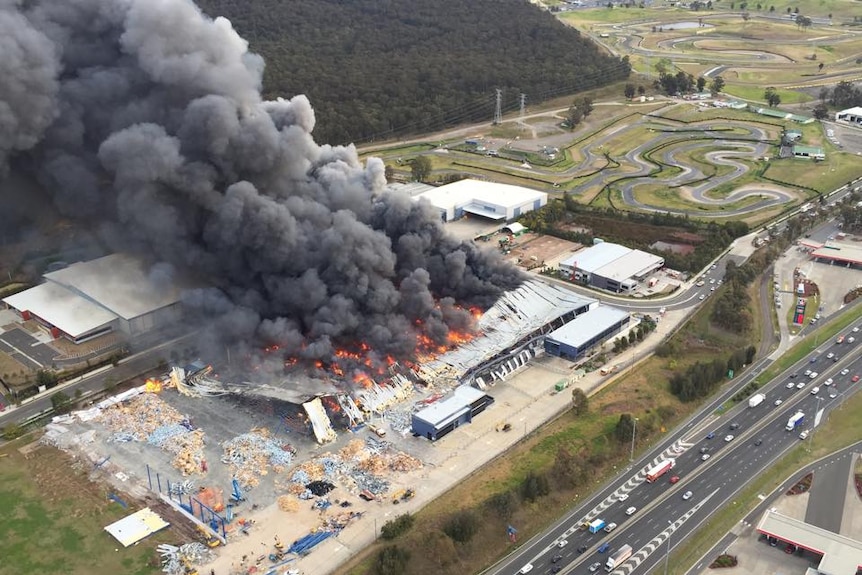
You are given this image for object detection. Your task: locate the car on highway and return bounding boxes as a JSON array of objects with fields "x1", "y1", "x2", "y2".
[
  {"x1": 729, "y1": 422, "x2": 740, "y2": 430},
  {"x1": 799, "y1": 430, "x2": 810, "y2": 440},
  {"x1": 811, "y1": 386, "x2": 820, "y2": 395},
  {"x1": 804, "y1": 369, "x2": 812, "y2": 376},
  {"x1": 589, "y1": 562, "x2": 602, "y2": 572},
  {"x1": 552, "y1": 554, "x2": 563, "y2": 563},
  {"x1": 854, "y1": 326, "x2": 860, "y2": 333},
  {"x1": 711, "y1": 286, "x2": 715, "y2": 291},
  {"x1": 669, "y1": 475, "x2": 680, "y2": 484},
  {"x1": 519, "y1": 564, "x2": 533, "y2": 574},
  {"x1": 836, "y1": 336, "x2": 844, "y2": 344},
  {"x1": 785, "y1": 381, "x2": 796, "y2": 389},
  {"x1": 809, "y1": 371, "x2": 819, "y2": 379},
  {"x1": 824, "y1": 378, "x2": 833, "y2": 386},
  {"x1": 853, "y1": 375, "x2": 860, "y2": 383},
  {"x1": 827, "y1": 352, "x2": 835, "y2": 359},
  {"x1": 699, "y1": 446, "x2": 710, "y2": 454},
  {"x1": 699, "y1": 294, "x2": 706, "y2": 301},
  {"x1": 809, "y1": 356, "x2": 817, "y2": 363},
  {"x1": 724, "y1": 434, "x2": 734, "y2": 442},
  {"x1": 551, "y1": 566, "x2": 562, "y2": 574},
  {"x1": 706, "y1": 432, "x2": 715, "y2": 439},
  {"x1": 578, "y1": 544, "x2": 588, "y2": 553},
  {"x1": 841, "y1": 368, "x2": 850, "y2": 376},
  {"x1": 598, "y1": 543, "x2": 610, "y2": 554},
  {"x1": 682, "y1": 491, "x2": 693, "y2": 500},
  {"x1": 754, "y1": 438, "x2": 763, "y2": 446},
  {"x1": 617, "y1": 493, "x2": 629, "y2": 502},
  {"x1": 774, "y1": 399, "x2": 783, "y2": 406},
  {"x1": 603, "y1": 523, "x2": 617, "y2": 533},
  {"x1": 829, "y1": 391, "x2": 838, "y2": 399},
  {"x1": 625, "y1": 506, "x2": 637, "y2": 516},
  {"x1": 701, "y1": 453, "x2": 711, "y2": 461},
  {"x1": 557, "y1": 539, "x2": 568, "y2": 548},
  {"x1": 796, "y1": 381, "x2": 806, "y2": 389}
]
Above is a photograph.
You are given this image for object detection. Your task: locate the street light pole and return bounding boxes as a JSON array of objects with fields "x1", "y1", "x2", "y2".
[
  {"x1": 630, "y1": 417, "x2": 639, "y2": 463},
  {"x1": 664, "y1": 520, "x2": 672, "y2": 575}
]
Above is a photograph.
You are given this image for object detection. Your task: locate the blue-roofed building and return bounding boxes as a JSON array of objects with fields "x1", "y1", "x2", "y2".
[
  {"x1": 544, "y1": 306, "x2": 631, "y2": 361},
  {"x1": 411, "y1": 386, "x2": 494, "y2": 441}
]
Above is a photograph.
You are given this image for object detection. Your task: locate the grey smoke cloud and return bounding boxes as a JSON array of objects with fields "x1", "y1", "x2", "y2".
[{"x1": 0, "y1": 0, "x2": 524, "y2": 367}]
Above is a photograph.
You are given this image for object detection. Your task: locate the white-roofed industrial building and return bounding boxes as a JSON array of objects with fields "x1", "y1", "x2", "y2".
[
  {"x1": 2, "y1": 254, "x2": 186, "y2": 343},
  {"x1": 411, "y1": 385, "x2": 494, "y2": 441},
  {"x1": 414, "y1": 179, "x2": 547, "y2": 222},
  {"x1": 835, "y1": 106, "x2": 862, "y2": 126},
  {"x1": 558, "y1": 242, "x2": 664, "y2": 294},
  {"x1": 544, "y1": 306, "x2": 631, "y2": 361}
]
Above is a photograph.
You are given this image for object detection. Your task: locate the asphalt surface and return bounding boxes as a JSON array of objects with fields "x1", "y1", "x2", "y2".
[
  {"x1": 686, "y1": 440, "x2": 862, "y2": 575},
  {"x1": 0, "y1": 335, "x2": 189, "y2": 425},
  {"x1": 493, "y1": 318, "x2": 862, "y2": 575},
  {"x1": 803, "y1": 451, "x2": 852, "y2": 533}
]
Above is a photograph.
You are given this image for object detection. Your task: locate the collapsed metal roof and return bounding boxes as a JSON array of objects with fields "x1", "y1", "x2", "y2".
[{"x1": 417, "y1": 279, "x2": 597, "y2": 382}]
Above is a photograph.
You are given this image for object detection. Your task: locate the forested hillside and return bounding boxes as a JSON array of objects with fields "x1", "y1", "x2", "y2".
[{"x1": 195, "y1": 0, "x2": 630, "y2": 144}]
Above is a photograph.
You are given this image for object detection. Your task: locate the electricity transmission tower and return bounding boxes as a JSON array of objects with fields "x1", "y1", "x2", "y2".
[{"x1": 493, "y1": 89, "x2": 503, "y2": 125}]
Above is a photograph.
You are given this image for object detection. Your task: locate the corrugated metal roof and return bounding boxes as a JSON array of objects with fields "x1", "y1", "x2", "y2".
[
  {"x1": 44, "y1": 254, "x2": 184, "y2": 320},
  {"x1": 418, "y1": 280, "x2": 596, "y2": 380},
  {"x1": 560, "y1": 242, "x2": 631, "y2": 273},
  {"x1": 594, "y1": 249, "x2": 664, "y2": 281},
  {"x1": 413, "y1": 385, "x2": 486, "y2": 427},
  {"x1": 546, "y1": 306, "x2": 629, "y2": 349},
  {"x1": 2, "y1": 282, "x2": 117, "y2": 337}
]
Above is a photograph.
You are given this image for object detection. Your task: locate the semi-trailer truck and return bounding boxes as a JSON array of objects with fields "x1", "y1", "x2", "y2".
[
  {"x1": 605, "y1": 544, "x2": 633, "y2": 572},
  {"x1": 748, "y1": 393, "x2": 765, "y2": 408},
  {"x1": 645, "y1": 459, "x2": 675, "y2": 483},
  {"x1": 786, "y1": 411, "x2": 804, "y2": 431}
]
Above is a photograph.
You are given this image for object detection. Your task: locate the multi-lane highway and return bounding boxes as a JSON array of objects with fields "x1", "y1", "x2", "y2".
[{"x1": 495, "y1": 321, "x2": 862, "y2": 575}]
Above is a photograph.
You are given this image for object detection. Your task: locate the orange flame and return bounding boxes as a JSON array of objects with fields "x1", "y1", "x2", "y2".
[{"x1": 144, "y1": 378, "x2": 163, "y2": 393}]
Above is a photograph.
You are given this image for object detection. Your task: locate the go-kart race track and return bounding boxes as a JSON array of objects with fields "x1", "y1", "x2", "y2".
[{"x1": 499, "y1": 110, "x2": 803, "y2": 217}]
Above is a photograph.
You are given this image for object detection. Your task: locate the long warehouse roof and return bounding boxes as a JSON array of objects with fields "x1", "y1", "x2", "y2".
[
  {"x1": 546, "y1": 306, "x2": 630, "y2": 349},
  {"x1": 44, "y1": 254, "x2": 185, "y2": 319}
]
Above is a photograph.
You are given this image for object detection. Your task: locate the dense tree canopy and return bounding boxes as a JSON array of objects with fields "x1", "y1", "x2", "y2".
[{"x1": 195, "y1": 0, "x2": 630, "y2": 144}]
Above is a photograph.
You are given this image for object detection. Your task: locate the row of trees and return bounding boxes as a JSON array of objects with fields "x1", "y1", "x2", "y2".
[
  {"x1": 521, "y1": 198, "x2": 750, "y2": 274},
  {"x1": 668, "y1": 345, "x2": 756, "y2": 402},
  {"x1": 195, "y1": 0, "x2": 631, "y2": 145},
  {"x1": 612, "y1": 317, "x2": 656, "y2": 353},
  {"x1": 652, "y1": 69, "x2": 723, "y2": 96}
]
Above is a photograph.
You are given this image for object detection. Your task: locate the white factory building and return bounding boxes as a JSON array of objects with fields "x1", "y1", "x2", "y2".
[
  {"x1": 835, "y1": 106, "x2": 862, "y2": 126},
  {"x1": 559, "y1": 241, "x2": 665, "y2": 293},
  {"x1": 3, "y1": 254, "x2": 187, "y2": 343},
  {"x1": 414, "y1": 179, "x2": 547, "y2": 222}
]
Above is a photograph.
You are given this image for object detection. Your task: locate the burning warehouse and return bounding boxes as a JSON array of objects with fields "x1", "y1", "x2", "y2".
[{"x1": 172, "y1": 279, "x2": 603, "y2": 443}]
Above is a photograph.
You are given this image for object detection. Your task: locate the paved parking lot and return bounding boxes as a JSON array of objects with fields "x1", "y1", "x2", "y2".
[{"x1": 0, "y1": 328, "x2": 58, "y2": 368}]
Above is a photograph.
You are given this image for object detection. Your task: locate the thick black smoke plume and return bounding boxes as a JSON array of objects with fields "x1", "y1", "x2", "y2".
[{"x1": 0, "y1": 0, "x2": 524, "y2": 365}]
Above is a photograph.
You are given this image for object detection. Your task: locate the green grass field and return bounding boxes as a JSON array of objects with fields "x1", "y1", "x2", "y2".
[{"x1": 0, "y1": 443, "x2": 174, "y2": 575}]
